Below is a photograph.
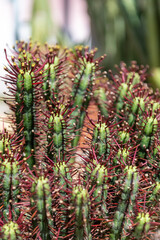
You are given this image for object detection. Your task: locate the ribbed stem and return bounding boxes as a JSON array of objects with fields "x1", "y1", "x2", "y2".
[
  {"x1": 23, "y1": 71, "x2": 35, "y2": 168},
  {"x1": 133, "y1": 212, "x2": 150, "y2": 239},
  {"x1": 110, "y1": 166, "x2": 139, "y2": 239},
  {"x1": 92, "y1": 122, "x2": 110, "y2": 161},
  {"x1": 69, "y1": 59, "x2": 95, "y2": 147},
  {"x1": 0, "y1": 158, "x2": 20, "y2": 221},
  {"x1": 31, "y1": 176, "x2": 53, "y2": 239},
  {"x1": 94, "y1": 87, "x2": 108, "y2": 118},
  {"x1": 72, "y1": 186, "x2": 92, "y2": 240},
  {"x1": 54, "y1": 162, "x2": 72, "y2": 236},
  {"x1": 47, "y1": 112, "x2": 66, "y2": 162}
]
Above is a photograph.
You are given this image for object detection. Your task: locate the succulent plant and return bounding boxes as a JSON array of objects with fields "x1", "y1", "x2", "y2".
[{"x1": 0, "y1": 41, "x2": 159, "y2": 239}]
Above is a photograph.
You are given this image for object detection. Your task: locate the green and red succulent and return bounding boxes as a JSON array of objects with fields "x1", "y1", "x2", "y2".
[{"x1": 0, "y1": 41, "x2": 159, "y2": 239}]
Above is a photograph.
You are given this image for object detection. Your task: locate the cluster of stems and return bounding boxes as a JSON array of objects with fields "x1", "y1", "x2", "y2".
[{"x1": 0, "y1": 41, "x2": 159, "y2": 239}]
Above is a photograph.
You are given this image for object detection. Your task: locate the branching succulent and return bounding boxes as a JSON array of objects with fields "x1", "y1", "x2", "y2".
[{"x1": 0, "y1": 41, "x2": 160, "y2": 239}]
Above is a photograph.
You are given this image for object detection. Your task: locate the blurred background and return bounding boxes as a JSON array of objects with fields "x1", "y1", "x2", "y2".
[{"x1": 0, "y1": 0, "x2": 160, "y2": 128}]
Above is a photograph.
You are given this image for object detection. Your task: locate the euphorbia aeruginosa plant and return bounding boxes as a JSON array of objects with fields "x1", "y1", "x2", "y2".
[{"x1": 0, "y1": 41, "x2": 160, "y2": 239}]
